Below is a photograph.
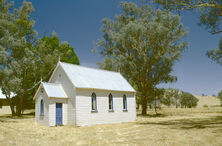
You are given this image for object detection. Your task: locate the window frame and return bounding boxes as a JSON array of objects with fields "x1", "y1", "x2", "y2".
[
  {"x1": 40, "y1": 99, "x2": 44, "y2": 116},
  {"x1": 108, "y1": 93, "x2": 114, "y2": 112},
  {"x1": 91, "y1": 92, "x2": 97, "y2": 112},
  {"x1": 123, "y1": 94, "x2": 128, "y2": 112}
]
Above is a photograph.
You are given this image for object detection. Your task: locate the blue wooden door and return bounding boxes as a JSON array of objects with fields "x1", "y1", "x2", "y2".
[{"x1": 56, "y1": 103, "x2": 63, "y2": 125}]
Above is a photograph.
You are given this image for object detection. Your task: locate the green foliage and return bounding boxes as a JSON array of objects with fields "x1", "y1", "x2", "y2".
[
  {"x1": 0, "y1": 0, "x2": 80, "y2": 116},
  {"x1": 207, "y1": 38, "x2": 222, "y2": 65},
  {"x1": 153, "y1": 0, "x2": 222, "y2": 66},
  {"x1": 162, "y1": 89, "x2": 174, "y2": 107},
  {"x1": 96, "y1": 2, "x2": 188, "y2": 115},
  {"x1": 153, "y1": 88, "x2": 165, "y2": 113},
  {"x1": 154, "y1": 0, "x2": 222, "y2": 34},
  {"x1": 35, "y1": 32, "x2": 80, "y2": 81},
  {"x1": 161, "y1": 88, "x2": 180, "y2": 107},
  {"x1": 161, "y1": 89, "x2": 198, "y2": 108},
  {"x1": 180, "y1": 92, "x2": 199, "y2": 108},
  {"x1": 0, "y1": 0, "x2": 37, "y2": 116},
  {"x1": 97, "y1": 57, "x2": 119, "y2": 72}
]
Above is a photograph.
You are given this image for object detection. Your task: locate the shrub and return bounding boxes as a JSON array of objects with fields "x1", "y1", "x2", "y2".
[{"x1": 180, "y1": 92, "x2": 199, "y2": 108}]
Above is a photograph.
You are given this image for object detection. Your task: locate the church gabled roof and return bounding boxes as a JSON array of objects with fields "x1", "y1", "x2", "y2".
[
  {"x1": 42, "y1": 82, "x2": 68, "y2": 98},
  {"x1": 33, "y1": 82, "x2": 68, "y2": 100},
  {"x1": 57, "y1": 62, "x2": 135, "y2": 93}
]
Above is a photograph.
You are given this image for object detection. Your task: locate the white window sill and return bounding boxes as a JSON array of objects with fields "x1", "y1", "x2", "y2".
[
  {"x1": 91, "y1": 110, "x2": 98, "y2": 113},
  {"x1": 108, "y1": 110, "x2": 114, "y2": 112}
]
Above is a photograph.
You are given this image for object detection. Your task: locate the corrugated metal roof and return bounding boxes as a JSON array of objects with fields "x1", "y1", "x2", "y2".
[
  {"x1": 59, "y1": 62, "x2": 135, "y2": 92},
  {"x1": 42, "y1": 82, "x2": 68, "y2": 98}
]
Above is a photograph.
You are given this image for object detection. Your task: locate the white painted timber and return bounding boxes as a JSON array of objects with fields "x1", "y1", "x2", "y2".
[
  {"x1": 35, "y1": 90, "x2": 49, "y2": 126},
  {"x1": 48, "y1": 98, "x2": 68, "y2": 126},
  {"x1": 49, "y1": 65, "x2": 76, "y2": 125},
  {"x1": 34, "y1": 61, "x2": 137, "y2": 127},
  {"x1": 76, "y1": 89, "x2": 136, "y2": 126}
]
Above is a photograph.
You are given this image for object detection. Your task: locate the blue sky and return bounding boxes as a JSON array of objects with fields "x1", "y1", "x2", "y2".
[{"x1": 14, "y1": 0, "x2": 222, "y2": 95}]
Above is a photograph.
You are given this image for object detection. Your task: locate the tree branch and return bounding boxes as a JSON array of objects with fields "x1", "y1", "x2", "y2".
[
  {"x1": 211, "y1": 30, "x2": 222, "y2": 35},
  {"x1": 165, "y1": 1, "x2": 222, "y2": 11}
]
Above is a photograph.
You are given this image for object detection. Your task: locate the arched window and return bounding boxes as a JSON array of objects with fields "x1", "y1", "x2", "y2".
[
  {"x1": 123, "y1": 94, "x2": 127, "y2": 111},
  {"x1": 91, "y1": 93, "x2": 97, "y2": 111},
  {"x1": 108, "y1": 93, "x2": 113, "y2": 111},
  {"x1": 40, "y1": 99, "x2": 44, "y2": 116}
]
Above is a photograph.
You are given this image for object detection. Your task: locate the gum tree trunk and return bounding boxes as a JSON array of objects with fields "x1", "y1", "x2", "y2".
[
  {"x1": 154, "y1": 97, "x2": 157, "y2": 114},
  {"x1": 6, "y1": 97, "x2": 16, "y2": 116},
  {"x1": 141, "y1": 96, "x2": 147, "y2": 115},
  {"x1": 16, "y1": 96, "x2": 24, "y2": 117}
]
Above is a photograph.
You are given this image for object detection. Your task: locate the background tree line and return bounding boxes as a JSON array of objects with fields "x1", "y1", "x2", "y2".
[
  {"x1": 0, "y1": 0, "x2": 79, "y2": 116},
  {"x1": 161, "y1": 88, "x2": 199, "y2": 108},
  {"x1": 137, "y1": 88, "x2": 199, "y2": 113}
]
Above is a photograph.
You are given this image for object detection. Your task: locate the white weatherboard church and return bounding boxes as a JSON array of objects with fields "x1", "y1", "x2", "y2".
[{"x1": 33, "y1": 61, "x2": 136, "y2": 126}]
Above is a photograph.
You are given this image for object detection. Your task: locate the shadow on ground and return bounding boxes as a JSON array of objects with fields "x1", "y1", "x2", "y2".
[
  {"x1": 137, "y1": 113, "x2": 167, "y2": 118},
  {"x1": 0, "y1": 112, "x2": 35, "y2": 123},
  {"x1": 138, "y1": 115, "x2": 222, "y2": 133}
]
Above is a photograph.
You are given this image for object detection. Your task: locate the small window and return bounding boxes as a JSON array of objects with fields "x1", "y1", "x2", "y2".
[
  {"x1": 91, "y1": 93, "x2": 97, "y2": 112},
  {"x1": 40, "y1": 99, "x2": 44, "y2": 116},
  {"x1": 123, "y1": 95, "x2": 127, "y2": 111},
  {"x1": 108, "y1": 93, "x2": 113, "y2": 111}
]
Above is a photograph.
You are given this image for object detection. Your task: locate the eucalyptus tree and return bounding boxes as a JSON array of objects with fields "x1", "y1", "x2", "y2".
[
  {"x1": 153, "y1": 0, "x2": 222, "y2": 66},
  {"x1": 97, "y1": 57, "x2": 119, "y2": 72},
  {"x1": 35, "y1": 32, "x2": 80, "y2": 81},
  {"x1": 207, "y1": 39, "x2": 222, "y2": 65},
  {"x1": 161, "y1": 89, "x2": 174, "y2": 107},
  {"x1": 0, "y1": 0, "x2": 80, "y2": 116},
  {"x1": 153, "y1": 88, "x2": 165, "y2": 114},
  {"x1": 180, "y1": 92, "x2": 199, "y2": 108},
  {"x1": 169, "y1": 88, "x2": 181, "y2": 108},
  {"x1": 0, "y1": 0, "x2": 38, "y2": 116},
  {"x1": 96, "y1": 2, "x2": 188, "y2": 115},
  {"x1": 154, "y1": 0, "x2": 222, "y2": 35}
]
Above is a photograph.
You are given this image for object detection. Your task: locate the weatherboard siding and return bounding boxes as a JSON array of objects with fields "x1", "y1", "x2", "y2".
[
  {"x1": 76, "y1": 89, "x2": 136, "y2": 126},
  {"x1": 35, "y1": 91, "x2": 49, "y2": 126},
  {"x1": 35, "y1": 62, "x2": 136, "y2": 127},
  {"x1": 48, "y1": 99, "x2": 68, "y2": 126},
  {"x1": 49, "y1": 65, "x2": 76, "y2": 125}
]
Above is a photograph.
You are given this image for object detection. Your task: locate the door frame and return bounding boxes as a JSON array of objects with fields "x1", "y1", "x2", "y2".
[{"x1": 56, "y1": 103, "x2": 63, "y2": 126}]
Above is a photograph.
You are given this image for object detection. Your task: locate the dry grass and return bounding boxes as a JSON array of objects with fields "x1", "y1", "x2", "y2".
[
  {"x1": 194, "y1": 95, "x2": 220, "y2": 107},
  {"x1": 0, "y1": 107, "x2": 222, "y2": 146}
]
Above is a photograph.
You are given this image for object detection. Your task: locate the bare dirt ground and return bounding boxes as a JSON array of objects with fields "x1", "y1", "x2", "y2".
[{"x1": 0, "y1": 107, "x2": 222, "y2": 146}]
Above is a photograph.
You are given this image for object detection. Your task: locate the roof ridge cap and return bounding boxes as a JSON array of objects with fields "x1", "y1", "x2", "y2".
[
  {"x1": 60, "y1": 61, "x2": 120, "y2": 74},
  {"x1": 42, "y1": 82, "x2": 62, "y2": 85}
]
